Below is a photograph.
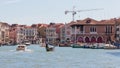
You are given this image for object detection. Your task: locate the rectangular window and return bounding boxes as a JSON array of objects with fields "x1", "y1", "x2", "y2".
[
  {"x1": 111, "y1": 26, "x2": 112, "y2": 33},
  {"x1": 90, "y1": 26, "x2": 96, "y2": 32},
  {"x1": 117, "y1": 28, "x2": 119, "y2": 31},
  {"x1": 106, "y1": 26, "x2": 112, "y2": 33}
]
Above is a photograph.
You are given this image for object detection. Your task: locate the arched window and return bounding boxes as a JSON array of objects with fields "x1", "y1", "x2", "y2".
[
  {"x1": 78, "y1": 37, "x2": 83, "y2": 42},
  {"x1": 97, "y1": 37, "x2": 103, "y2": 43},
  {"x1": 91, "y1": 37, "x2": 96, "y2": 43},
  {"x1": 85, "y1": 37, "x2": 90, "y2": 43}
]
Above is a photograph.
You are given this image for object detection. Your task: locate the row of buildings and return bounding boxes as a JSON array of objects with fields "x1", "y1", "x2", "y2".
[{"x1": 0, "y1": 18, "x2": 120, "y2": 45}]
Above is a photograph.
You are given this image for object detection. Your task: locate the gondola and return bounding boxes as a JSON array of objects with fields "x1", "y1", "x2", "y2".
[{"x1": 45, "y1": 43, "x2": 54, "y2": 52}]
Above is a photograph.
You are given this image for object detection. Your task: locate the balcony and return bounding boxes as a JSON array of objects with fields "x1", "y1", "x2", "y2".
[
  {"x1": 90, "y1": 32, "x2": 97, "y2": 34},
  {"x1": 71, "y1": 31, "x2": 84, "y2": 34}
]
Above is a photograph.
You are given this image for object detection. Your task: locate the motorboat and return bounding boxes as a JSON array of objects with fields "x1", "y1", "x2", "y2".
[
  {"x1": 16, "y1": 44, "x2": 27, "y2": 51},
  {"x1": 25, "y1": 42, "x2": 31, "y2": 46},
  {"x1": 104, "y1": 44, "x2": 117, "y2": 49},
  {"x1": 71, "y1": 44, "x2": 83, "y2": 48}
]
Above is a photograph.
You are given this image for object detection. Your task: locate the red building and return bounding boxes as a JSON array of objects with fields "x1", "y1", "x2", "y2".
[
  {"x1": 9, "y1": 24, "x2": 18, "y2": 44},
  {"x1": 70, "y1": 18, "x2": 116, "y2": 43}
]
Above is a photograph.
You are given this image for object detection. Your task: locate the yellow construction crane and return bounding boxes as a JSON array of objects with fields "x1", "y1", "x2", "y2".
[{"x1": 65, "y1": 6, "x2": 103, "y2": 21}]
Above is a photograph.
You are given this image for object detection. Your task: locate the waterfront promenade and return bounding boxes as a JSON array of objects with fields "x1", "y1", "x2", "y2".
[{"x1": 0, "y1": 44, "x2": 120, "y2": 68}]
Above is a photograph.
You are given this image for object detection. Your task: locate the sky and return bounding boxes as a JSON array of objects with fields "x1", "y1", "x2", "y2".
[{"x1": 0, "y1": 0, "x2": 120, "y2": 25}]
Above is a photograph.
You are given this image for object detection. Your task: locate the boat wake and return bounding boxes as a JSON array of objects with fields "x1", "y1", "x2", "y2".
[
  {"x1": 25, "y1": 49, "x2": 33, "y2": 52},
  {"x1": 10, "y1": 49, "x2": 33, "y2": 53}
]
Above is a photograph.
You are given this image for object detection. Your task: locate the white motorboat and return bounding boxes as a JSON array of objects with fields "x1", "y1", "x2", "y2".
[
  {"x1": 16, "y1": 44, "x2": 27, "y2": 51},
  {"x1": 104, "y1": 44, "x2": 117, "y2": 49},
  {"x1": 25, "y1": 42, "x2": 31, "y2": 46}
]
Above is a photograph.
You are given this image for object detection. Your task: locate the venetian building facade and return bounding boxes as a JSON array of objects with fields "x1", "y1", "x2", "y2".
[
  {"x1": 60, "y1": 23, "x2": 72, "y2": 43},
  {"x1": 24, "y1": 26, "x2": 38, "y2": 44},
  {"x1": 116, "y1": 18, "x2": 120, "y2": 42},
  {"x1": 116, "y1": 24, "x2": 120, "y2": 42},
  {"x1": 16, "y1": 25, "x2": 26, "y2": 44},
  {"x1": 55, "y1": 23, "x2": 64, "y2": 45},
  {"x1": 60, "y1": 25, "x2": 65, "y2": 42},
  {"x1": 37, "y1": 24, "x2": 47, "y2": 38},
  {"x1": 70, "y1": 18, "x2": 116, "y2": 44},
  {"x1": 0, "y1": 22, "x2": 9, "y2": 45},
  {"x1": 9, "y1": 24, "x2": 19, "y2": 45},
  {"x1": 37, "y1": 24, "x2": 47, "y2": 44},
  {"x1": 46, "y1": 23, "x2": 58, "y2": 44}
]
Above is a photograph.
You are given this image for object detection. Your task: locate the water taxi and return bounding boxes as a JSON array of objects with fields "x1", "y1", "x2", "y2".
[
  {"x1": 25, "y1": 42, "x2": 31, "y2": 46},
  {"x1": 16, "y1": 44, "x2": 27, "y2": 51},
  {"x1": 104, "y1": 44, "x2": 117, "y2": 49}
]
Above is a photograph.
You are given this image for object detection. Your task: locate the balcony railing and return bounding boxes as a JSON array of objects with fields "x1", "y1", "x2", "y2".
[{"x1": 71, "y1": 32, "x2": 112, "y2": 35}]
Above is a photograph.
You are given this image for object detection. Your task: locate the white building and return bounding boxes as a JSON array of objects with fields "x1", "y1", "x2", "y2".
[
  {"x1": 60, "y1": 23, "x2": 72, "y2": 43},
  {"x1": 46, "y1": 23, "x2": 57, "y2": 44},
  {"x1": 60, "y1": 25, "x2": 65, "y2": 42},
  {"x1": 24, "y1": 26, "x2": 38, "y2": 44},
  {"x1": 16, "y1": 25, "x2": 25, "y2": 44},
  {"x1": 16, "y1": 25, "x2": 38, "y2": 44}
]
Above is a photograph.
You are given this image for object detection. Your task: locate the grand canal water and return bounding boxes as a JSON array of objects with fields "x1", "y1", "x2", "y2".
[{"x1": 0, "y1": 44, "x2": 120, "y2": 68}]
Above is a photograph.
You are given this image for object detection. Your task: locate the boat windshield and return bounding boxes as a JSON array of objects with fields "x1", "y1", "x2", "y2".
[{"x1": 18, "y1": 46, "x2": 25, "y2": 48}]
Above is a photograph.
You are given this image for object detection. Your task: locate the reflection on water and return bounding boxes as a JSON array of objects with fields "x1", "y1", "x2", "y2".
[{"x1": 0, "y1": 45, "x2": 120, "y2": 68}]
